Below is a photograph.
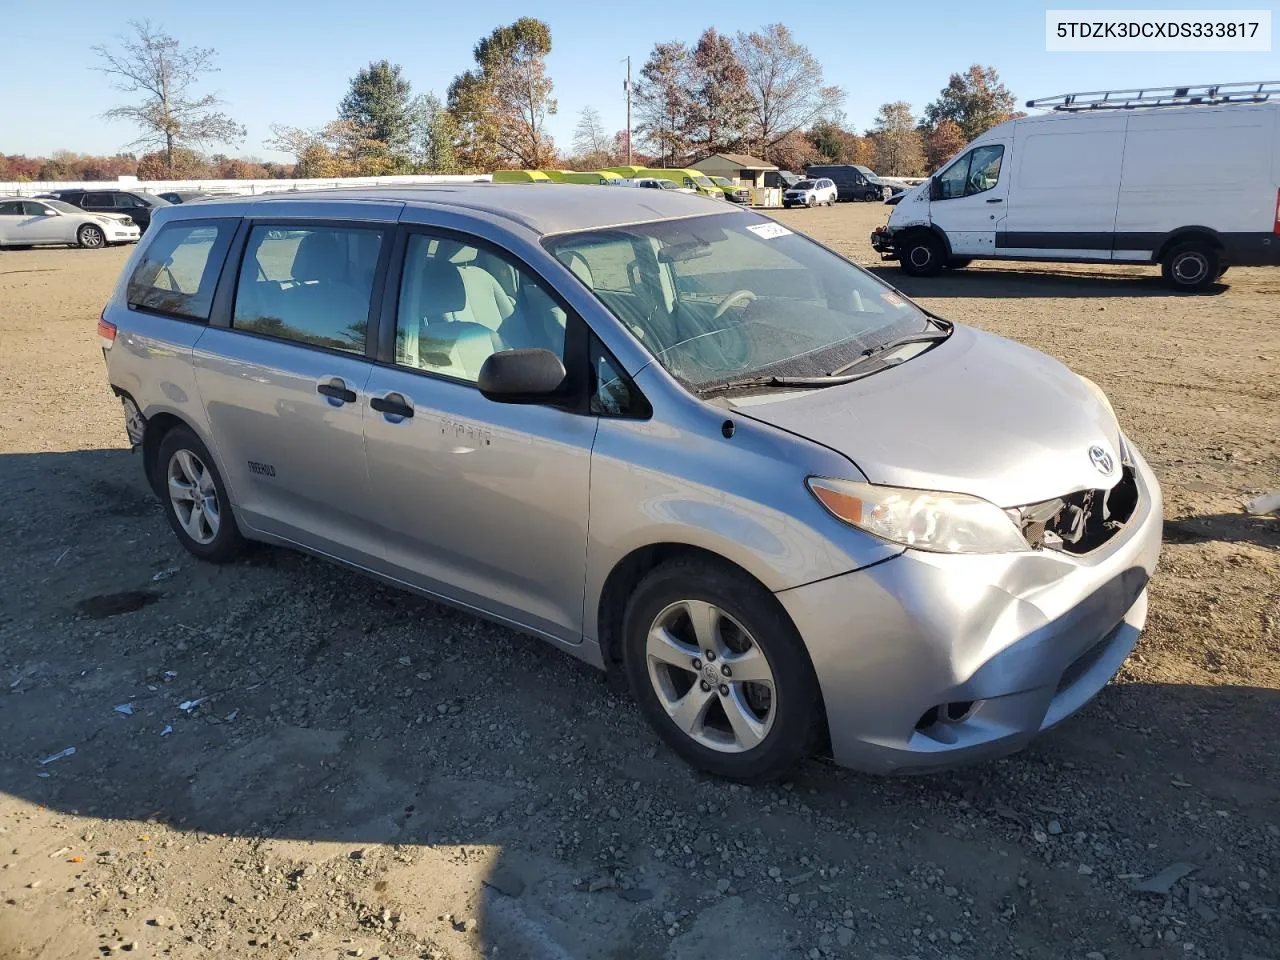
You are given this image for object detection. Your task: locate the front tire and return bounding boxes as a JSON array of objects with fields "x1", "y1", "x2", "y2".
[
  {"x1": 947, "y1": 257, "x2": 973, "y2": 269},
  {"x1": 898, "y1": 233, "x2": 946, "y2": 277},
  {"x1": 77, "y1": 224, "x2": 105, "y2": 249},
  {"x1": 1161, "y1": 241, "x2": 1220, "y2": 292},
  {"x1": 622, "y1": 559, "x2": 823, "y2": 782},
  {"x1": 156, "y1": 426, "x2": 244, "y2": 563}
]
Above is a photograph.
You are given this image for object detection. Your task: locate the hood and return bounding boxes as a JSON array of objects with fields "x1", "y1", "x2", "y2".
[{"x1": 729, "y1": 326, "x2": 1124, "y2": 507}]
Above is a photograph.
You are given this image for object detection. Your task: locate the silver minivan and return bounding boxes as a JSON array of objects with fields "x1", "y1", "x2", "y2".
[{"x1": 98, "y1": 186, "x2": 1162, "y2": 781}]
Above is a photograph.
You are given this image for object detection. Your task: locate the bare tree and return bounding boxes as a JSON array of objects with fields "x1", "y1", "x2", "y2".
[
  {"x1": 572, "y1": 107, "x2": 611, "y2": 163},
  {"x1": 92, "y1": 20, "x2": 245, "y2": 177},
  {"x1": 736, "y1": 25, "x2": 843, "y2": 163},
  {"x1": 634, "y1": 41, "x2": 693, "y2": 167}
]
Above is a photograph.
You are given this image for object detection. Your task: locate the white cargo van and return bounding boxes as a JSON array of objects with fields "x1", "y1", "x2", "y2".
[{"x1": 871, "y1": 81, "x2": 1280, "y2": 291}]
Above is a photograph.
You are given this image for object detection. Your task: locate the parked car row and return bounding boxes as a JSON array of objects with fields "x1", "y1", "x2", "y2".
[{"x1": 0, "y1": 196, "x2": 140, "y2": 249}]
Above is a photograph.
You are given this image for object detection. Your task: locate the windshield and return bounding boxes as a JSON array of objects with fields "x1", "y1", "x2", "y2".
[
  {"x1": 45, "y1": 200, "x2": 83, "y2": 214},
  {"x1": 692, "y1": 175, "x2": 714, "y2": 188},
  {"x1": 545, "y1": 211, "x2": 927, "y2": 391},
  {"x1": 711, "y1": 177, "x2": 732, "y2": 186},
  {"x1": 794, "y1": 180, "x2": 816, "y2": 190},
  {"x1": 852, "y1": 165, "x2": 878, "y2": 179}
]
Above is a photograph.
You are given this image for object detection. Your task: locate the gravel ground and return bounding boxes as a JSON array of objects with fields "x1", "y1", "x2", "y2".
[{"x1": 1, "y1": 203, "x2": 1277, "y2": 960}]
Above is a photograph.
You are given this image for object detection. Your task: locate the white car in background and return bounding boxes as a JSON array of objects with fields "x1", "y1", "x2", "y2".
[
  {"x1": 782, "y1": 178, "x2": 838, "y2": 208},
  {"x1": 625, "y1": 178, "x2": 695, "y2": 194},
  {"x1": 0, "y1": 197, "x2": 140, "y2": 249}
]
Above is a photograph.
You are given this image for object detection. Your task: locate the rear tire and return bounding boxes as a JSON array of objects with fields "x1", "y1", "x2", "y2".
[
  {"x1": 77, "y1": 224, "x2": 105, "y2": 249},
  {"x1": 1161, "y1": 241, "x2": 1220, "y2": 292},
  {"x1": 156, "y1": 426, "x2": 244, "y2": 563},
  {"x1": 898, "y1": 233, "x2": 946, "y2": 277},
  {"x1": 622, "y1": 559, "x2": 823, "y2": 783}
]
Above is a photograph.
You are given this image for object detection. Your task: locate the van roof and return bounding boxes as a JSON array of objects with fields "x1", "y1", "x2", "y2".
[
  {"x1": 168, "y1": 183, "x2": 737, "y2": 236},
  {"x1": 977, "y1": 97, "x2": 1280, "y2": 141}
]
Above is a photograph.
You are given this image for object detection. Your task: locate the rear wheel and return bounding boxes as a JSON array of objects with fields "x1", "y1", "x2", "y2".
[
  {"x1": 898, "y1": 233, "x2": 946, "y2": 277},
  {"x1": 1161, "y1": 241, "x2": 1220, "y2": 292},
  {"x1": 77, "y1": 224, "x2": 105, "y2": 249},
  {"x1": 623, "y1": 559, "x2": 823, "y2": 782},
  {"x1": 157, "y1": 426, "x2": 244, "y2": 563}
]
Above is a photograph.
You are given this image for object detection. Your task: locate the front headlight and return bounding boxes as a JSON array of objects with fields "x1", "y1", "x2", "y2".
[{"x1": 807, "y1": 477, "x2": 1029, "y2": 554}]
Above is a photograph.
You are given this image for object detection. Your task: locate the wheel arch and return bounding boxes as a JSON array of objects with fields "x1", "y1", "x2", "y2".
[
  {"x1": 596, "y1": 542, "x2": 793, "y2": 674},
  {"x1": 1154, "y1": 226, "x2": 1225, "y2": 262},
  {"x1": 895, "y1": 224, "x2": 953, "y2": 258}
]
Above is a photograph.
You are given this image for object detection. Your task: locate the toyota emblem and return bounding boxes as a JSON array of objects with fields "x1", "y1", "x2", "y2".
[{"x1": 1088, "y1": 445, "x2": 1114, "y2": 474}]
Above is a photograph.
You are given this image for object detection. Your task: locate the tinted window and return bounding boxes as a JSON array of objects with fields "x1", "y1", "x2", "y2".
[
  {"x1": 22, "y1": 201, "x2": 51, "y2": 215},
  {"x1": 395, "y1": 233, "x2": 567, "y2": 383},
  {"x1": 82, "y1": 193, "x2": 112, "y2": 207},
  {"x1": 233, "y1": 225, "x2": 382, "y2": 355},
  {"x1": 0, "y1": 201, "x2": 23, "y2": 216},
  {"x1": 127, "y1": 220, "x2": 235, "y2": 320}
]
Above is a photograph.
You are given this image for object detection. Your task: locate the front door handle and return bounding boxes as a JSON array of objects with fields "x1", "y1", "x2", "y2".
[
  {"x1": 370, "y1": 393, "x2": 414, "y2": 419},
  {"x1": 986, "y1": 198, "x2": 1004, "y2": 203},
  {"x1": 317, "y1": 379, "x2": 357, "y2": 404}
]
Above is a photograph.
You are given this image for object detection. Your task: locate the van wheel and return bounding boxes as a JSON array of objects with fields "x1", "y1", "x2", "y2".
[
  {"x1": 947, "y1": 258, "x2": 973, "y2": 269},
  {"x1": 1161, "y1": 242, "x2": 1220, "y2": 292},
  {"x1": 622, "y1": 559, "x2": 823, "y2": 782},
  {"x1": 1217, "y1": 266, "x2": 1230, "y2": 278},
  {"x1": 899, "y1": 234, "x2": 945, "y2": 277},
  {"x1": 157, "y1": 425, "x2": 244, "y2": 563}
]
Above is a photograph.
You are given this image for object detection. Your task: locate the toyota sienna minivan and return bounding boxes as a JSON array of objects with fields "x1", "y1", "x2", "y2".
[{"x1": 98, "y1": 185, "x2": 1162, "y2": 781}]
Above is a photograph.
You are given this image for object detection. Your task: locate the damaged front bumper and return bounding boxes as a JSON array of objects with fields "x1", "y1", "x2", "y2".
[
  {"x1": 870, "y1": 226, "x2": 898, "y2": 258},
  {"x1": 778, "y1": 444, "x2": 1163, "y2": 774}
]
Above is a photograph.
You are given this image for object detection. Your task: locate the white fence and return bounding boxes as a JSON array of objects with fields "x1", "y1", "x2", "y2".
[{"x1": 0, "y1": 174, "x2": 492, "y2": 198}]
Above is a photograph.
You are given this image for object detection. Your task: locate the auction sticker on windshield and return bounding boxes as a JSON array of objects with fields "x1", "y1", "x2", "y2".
[{"x1": 747, "y1": 222, "x2": 793, "y2": 240}]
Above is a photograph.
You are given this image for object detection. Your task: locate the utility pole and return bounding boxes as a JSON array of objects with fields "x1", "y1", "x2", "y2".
[{"x1": 622, "y1": 56, "x2": 632, "y2": 165}]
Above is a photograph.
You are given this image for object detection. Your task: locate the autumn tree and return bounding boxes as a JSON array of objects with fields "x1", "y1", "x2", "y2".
[
  {"x1": 448, "y1": 18, "x2": 558, "y2": 169},
  {"x1": 410, "y1": 93, "x2": 459, "y2": 174},
  {"x1": 137, "y1": 147, "x2": 211, "y2": 179},
  {"x1": 924, "y1": 119, "x2": 966, "y2": 171},
  {"x1": 735, "y1": 24, "x2": 842, "y2": 165},
  {"x1": 571, "y1": 107, "x2": 613, "y2": 166},
  {"x1": 807, "y1": 118, "x2": 872, "y2": 165},
  {"x1": 923, "y1": 65, "x2": 1019, "y2": 142},
  {"x1": 92, "y1": 20, "x2": 244, "y2": 177},
  {"x1": 685, "y1": 28, "x2": 753, "y2": 156},
  {"x1": 339, "y1": 60, "x2": 414, "y2": 166},
  {"x1": 869, "y1": 101, "x2": 925, "y2": 176},
  {"x1": 634, "y1": 42, "x2": 693, "y2": 166}
]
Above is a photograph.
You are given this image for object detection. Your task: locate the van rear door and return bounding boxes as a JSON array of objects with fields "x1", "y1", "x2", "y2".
[{"x1": 997, "y1": 116, "x2": 1126, "y2": 261}]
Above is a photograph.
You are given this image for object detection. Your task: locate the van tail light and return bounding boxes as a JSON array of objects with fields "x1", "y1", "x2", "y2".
[
  {"x1": 97, "y1": 310, "x2": 117, "y2": 350},
  {"x1": 1274, "y1": 188, "x2": 1280, "y2": 235}
]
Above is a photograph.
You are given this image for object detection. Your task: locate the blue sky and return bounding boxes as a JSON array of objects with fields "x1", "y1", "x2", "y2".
[{"x1": 3, "y1": 0, "x2": 1276, "y2": 162}]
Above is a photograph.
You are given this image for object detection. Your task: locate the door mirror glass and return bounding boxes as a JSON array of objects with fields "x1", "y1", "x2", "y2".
[{"x1": 478, "y1": 348, "x2": 567, "y2": 404}]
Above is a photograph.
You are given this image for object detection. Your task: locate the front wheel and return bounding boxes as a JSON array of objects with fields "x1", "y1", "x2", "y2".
[
  {"x1": 947, "y1": 257, "x2": 973, "y2": 269},
  {"x1": 157, "y1": 426, "x2": 244, "y2": 562},
  {"x1": 1161, "y1": 241, "x2": 1220, "y2": 292},
  {"x1": 623, "y1": 559, "x2": 823, "y2": 782},
  {"x1": 898, "y1": 234, "x2": 946, "y2": 277},
  {"x1": 77, "y1": 224, "x2": 105, "y2": 249}
]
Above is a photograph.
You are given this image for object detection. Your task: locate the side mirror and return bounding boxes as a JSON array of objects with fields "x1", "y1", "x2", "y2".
[
  {"x1": 478, "y1": 348, "x2": 567, "y2": 404},
  {"x1": 928, "y1": 178, "x2": 943, "y2": 201},
  {"x1": 43, "y1": 209, "x2": 58, "y2": 215}
]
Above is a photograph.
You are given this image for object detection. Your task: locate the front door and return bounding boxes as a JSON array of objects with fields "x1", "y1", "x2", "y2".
[
  {"x1": 193, "y1": 220, "x2": 390, "y2": 565},
  {"x1": 362, "y1": 230, "x2": 596, "y2": 643},
  {"x1": 21, "y1": 201, "x2": 71, "y2": 243},
  {"x1": 928, "y1": 142, "x2": 1010, "y2": 256}
]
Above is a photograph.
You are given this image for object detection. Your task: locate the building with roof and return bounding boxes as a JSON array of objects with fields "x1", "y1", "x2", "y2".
[{"x1": 692, "y1": 153, "x2": 778, "y2": 188}]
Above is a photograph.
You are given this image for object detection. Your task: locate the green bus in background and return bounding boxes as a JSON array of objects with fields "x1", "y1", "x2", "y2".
[{"x1": 604, "y1": 166, "x2": 722, "y2": 198}]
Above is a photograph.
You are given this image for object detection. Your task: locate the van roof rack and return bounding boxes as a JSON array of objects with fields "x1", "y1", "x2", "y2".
[{"x1": 1026, "y1": 80, "x2": 1280, "y2": 112}]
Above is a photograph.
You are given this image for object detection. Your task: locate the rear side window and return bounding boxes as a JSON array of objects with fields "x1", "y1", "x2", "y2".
[
  {"x1": 232, "y1": 225, "x2": 383, "y2": 355},
  {"x1": 82, "y1": 192, "x2": 112, "y2": 206},
  {"x1": 127, "y1": 220, "x2": 235, "y2": 321},
  {"x1": 0, "y1": 201, "x2": 23, "y2": 215}
]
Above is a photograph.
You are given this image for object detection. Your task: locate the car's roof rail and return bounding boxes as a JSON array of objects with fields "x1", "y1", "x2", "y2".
[{"x1": 1027, "y1": 80, "x2": 1280, "y2": 111}]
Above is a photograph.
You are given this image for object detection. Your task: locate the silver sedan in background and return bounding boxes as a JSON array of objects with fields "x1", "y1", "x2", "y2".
[{"x1": 0, "y1": 196, "x2": 140, "y2": 249}]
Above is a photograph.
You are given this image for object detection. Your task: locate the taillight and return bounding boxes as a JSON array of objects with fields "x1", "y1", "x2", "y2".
[{"x1": 97, "y1": 311, "x2": 117, "y2": 349}]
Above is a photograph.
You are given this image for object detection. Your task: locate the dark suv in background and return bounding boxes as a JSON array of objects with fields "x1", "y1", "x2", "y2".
[
  {"x1": 40, "y1": 188, "x2": 170, "y2": 231},
  {"x1": 804, "y1": 165, "x2": 902, "y2": 202}
]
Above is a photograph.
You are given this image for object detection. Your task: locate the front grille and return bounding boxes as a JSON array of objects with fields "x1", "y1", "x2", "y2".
[{"x1": 1012, "y1": 464, "x2": 1140, "y2": 555}]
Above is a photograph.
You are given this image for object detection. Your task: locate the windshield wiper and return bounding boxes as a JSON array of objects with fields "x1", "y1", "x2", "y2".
[
  {"x1": 828, "y1": 328, "x2": 952, "y2": 377},
  {"x1": 702, "y1": 368, "x2": 885, "y2": 395}
]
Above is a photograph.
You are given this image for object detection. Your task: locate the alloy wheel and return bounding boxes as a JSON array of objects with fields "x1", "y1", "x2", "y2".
[
  {"x1": 167, "y1": 449, "x2": 220, "y2": 545},
  {"x1": 645, "y1": 600, "x2": 777, "y2": 753}
]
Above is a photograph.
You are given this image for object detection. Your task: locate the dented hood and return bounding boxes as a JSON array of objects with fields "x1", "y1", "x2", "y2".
[{"x1": 729, "y1": 325, "x2": 1124, "y2": 508}]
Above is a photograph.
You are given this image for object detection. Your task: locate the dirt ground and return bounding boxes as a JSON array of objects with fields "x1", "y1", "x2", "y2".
[{"x1": 1, "y1": 202, "x2": 1276, "y2": 960}]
